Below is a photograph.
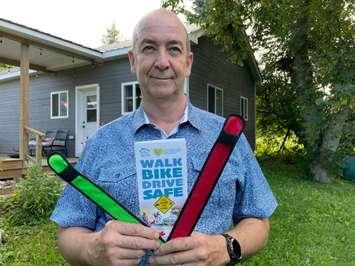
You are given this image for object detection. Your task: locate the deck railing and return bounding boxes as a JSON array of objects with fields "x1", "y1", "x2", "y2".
[{"x1": 25, "y1": 126, "x2": 45, "y2": 165}]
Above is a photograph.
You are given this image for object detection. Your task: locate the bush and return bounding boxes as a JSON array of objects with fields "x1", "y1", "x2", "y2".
[
  {"x1": 256, "y1": 132, "x2": 304, "y2": 159},
  {"x1": 4, "y1": 164, "x2": 61, "y2": 225}
]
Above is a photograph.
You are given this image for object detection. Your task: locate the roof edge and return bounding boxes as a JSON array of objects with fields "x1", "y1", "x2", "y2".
[{"x1": 0, "y1": 18, "x2": 103, "y2": 60}]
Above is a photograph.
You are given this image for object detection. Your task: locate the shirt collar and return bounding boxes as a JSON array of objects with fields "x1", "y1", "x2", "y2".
[
  {"x1": 131, "y1": 99, "x2": 202, "y2": 134},
  {"x1": 186, "y1": 101, "x2": 203, "y2": 131},
  {"x1": 142, "y1": 104, "x2": 188, "y2": 125}
]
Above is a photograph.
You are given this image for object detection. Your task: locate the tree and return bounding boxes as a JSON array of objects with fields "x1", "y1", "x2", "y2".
[
  {"x1": 162, "y1": 0, "x2": 355, "y2": 183},
  {"x1": 101, "y1": 22, "x2": 120, "y2": 45}
]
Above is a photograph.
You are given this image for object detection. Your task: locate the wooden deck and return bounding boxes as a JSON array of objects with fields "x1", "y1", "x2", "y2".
[
  {"x1": 0, "y1": 158, "x2": 23, "y2": 180},
  {"x1": 0, "y1": 157, "x2": 78, "y2": 180}
]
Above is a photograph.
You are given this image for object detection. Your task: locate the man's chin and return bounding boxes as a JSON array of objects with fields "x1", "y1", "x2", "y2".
[{"x1": 148, "y1": 88, "x2": 179, "y2": 100}]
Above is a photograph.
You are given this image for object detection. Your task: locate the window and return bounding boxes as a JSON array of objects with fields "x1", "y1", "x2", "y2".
[
  {"x1": 121, "y1": 82, "x2": 141, "y2": 114},
  {"x1": 240, "y1": 96, "x2": 248, "y2": 121},
  {"x1": 207, "y1": 84, "x2": 223, "y2": 116},
  {"x1": 51, "y1": 91, "x2": 68, "y2": 119},
  {"x1": 86, "y1": 95, "x2": 97, "y2": 122}
]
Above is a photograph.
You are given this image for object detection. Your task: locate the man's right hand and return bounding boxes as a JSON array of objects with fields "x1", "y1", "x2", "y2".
[
  {"x1": 88, "y1": 220, "x2": 160, "y2": 266},
  {"x1": 57, "y1": 221, "x2": 160, "y2": 266}
]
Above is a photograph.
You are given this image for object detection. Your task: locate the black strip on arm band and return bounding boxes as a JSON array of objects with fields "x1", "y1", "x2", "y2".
[
  {"x1": 217, "y1": 131, "x2": 238, "y2": 147},
  {"x1": 58, "y1": 167, "x2": 81, "y2": 183}
]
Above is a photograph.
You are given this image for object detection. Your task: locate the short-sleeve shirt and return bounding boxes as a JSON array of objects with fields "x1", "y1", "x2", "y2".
[{"x1": 51, "y1": 102, "x2": 277, "y2": 264}]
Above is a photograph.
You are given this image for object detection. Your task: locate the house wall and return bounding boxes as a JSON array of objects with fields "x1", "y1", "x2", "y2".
[
  {"x1": 189, "y1": 37, "x2": 256, "y2": 148},
  {"x1": 0, "y1": 37, "x2": 257, "y2": 156},
  {"x1": 0, "y1": 81, "x2": 20, "y2": 154},
  {"x1": 0, "y1": 59, "x2": 136, "y2": 156}
]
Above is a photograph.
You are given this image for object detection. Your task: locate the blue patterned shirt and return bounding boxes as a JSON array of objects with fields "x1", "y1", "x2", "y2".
[{"x1": 51, "y1": 102, "x2": 277, "y2": 264}]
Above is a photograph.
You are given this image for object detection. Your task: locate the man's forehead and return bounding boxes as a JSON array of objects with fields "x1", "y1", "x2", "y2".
[
  {"x1": 136, "y1": 24, "x2": 186, "y2": 44},
  {"x1": 132, "y1": 9, "x2": 189, "y2": 49}
]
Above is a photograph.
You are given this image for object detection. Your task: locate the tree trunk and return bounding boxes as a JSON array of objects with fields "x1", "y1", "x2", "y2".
[
  {"x1": 311, "y1": 107, "x2": 349, "y2": 183},
  {"x1": 288, "y1": 1, "x2": 322, "y2": 153}
]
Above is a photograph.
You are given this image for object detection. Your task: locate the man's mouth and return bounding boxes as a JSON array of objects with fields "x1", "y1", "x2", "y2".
[{"x1": 150, "y1": 76, "x2": 172, "y2": 80}]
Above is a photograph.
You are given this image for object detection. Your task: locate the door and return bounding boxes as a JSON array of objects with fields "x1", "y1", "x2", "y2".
[{"x1": 75, "y1": 85, "x2": 100, "y2": 156}]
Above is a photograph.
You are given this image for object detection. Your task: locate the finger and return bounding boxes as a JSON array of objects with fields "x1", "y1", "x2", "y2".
[
  {"x1": 150, "y1": 249, "x2": 199, "y2": 265},
  {"x1": 111, "y1": 258, "x2": 141, "y2": 266},
  {"x1": 154, "y1": 237, "x2": 194, "y2": 255},
  {"x1": 112, "y1": 247, "x2": 145, "y2": 259},
  {"x1": 117, "y1": 234, "x2": 160, "y2": 250},
  {"x1": 108, "y1": 220, "x2": 160, "y2": 240}
]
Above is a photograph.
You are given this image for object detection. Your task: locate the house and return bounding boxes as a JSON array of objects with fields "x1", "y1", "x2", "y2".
[{"x1": 0, "y1": 18, "x2": 260, "y2": 158}]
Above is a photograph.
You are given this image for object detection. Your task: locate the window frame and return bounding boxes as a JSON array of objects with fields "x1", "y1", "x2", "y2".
[
  {"x1": 50, "y1": 90, "x2": 69, "y2": 119},
  {"x1": 240, "y1": 96, "x2": 249, "y2": 121},
  {"x1": 121, "y1": 81, "x2": 141, "y2": 115},
  {"x1": 206, "y1": 83, "x2": 224, "y2": 116}
]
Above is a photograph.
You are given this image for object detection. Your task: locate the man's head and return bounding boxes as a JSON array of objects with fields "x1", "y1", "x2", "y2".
[{"x1": 128, "y1": 9, "x2": 193, "y2": 103}]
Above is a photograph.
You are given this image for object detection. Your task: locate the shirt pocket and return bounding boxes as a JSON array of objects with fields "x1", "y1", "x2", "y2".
[
  {"x1": 96, "y1": 165, "x2": 138, "y2": 213},
  {"x1": 97, "y1": 165, "x2": 136, "y2": 183},
  {"x1": 189, "y1": 157, "x2": 222, "y2": 218}
]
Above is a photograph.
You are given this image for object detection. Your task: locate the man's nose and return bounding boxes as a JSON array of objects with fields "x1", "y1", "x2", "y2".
[{"x1": 154, "y1": 49, "x2": 170, "y2": 70}]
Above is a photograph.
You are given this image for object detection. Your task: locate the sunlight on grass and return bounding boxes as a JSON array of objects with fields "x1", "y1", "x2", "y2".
[{"x1": 244, "y1": 159, "x2": 355, "y2": 265}]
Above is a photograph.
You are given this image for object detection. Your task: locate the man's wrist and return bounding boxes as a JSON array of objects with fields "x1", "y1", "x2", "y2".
[
  {"x1": 215, "y1": 234, "x2": 232, "y2": 265},
  {"x1": 221, "y1": 233, "x2": 242, "y2": 265},
  {"x1": 84, "y1": 231, "x2": 102, "y2": 266}
]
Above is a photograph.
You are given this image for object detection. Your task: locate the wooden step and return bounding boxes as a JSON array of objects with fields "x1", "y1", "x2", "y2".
[
  {"x1": 0, "y1": 159, "x2": 24, "y2": 180},
  {"x1": 0, "y1": 157, "x2": 78, "y2": 180}
]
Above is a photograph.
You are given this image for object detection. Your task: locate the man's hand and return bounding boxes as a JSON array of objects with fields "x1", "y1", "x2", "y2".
[
  {"x1": 87, "y1": 220, "x2": 160, "y2": 266},
  {"x1": 149, "y1": 232, "x2": 230, "y2": 266},
  {"x1": 57, "y1": 221, "x2": 160, "y2": 266}
]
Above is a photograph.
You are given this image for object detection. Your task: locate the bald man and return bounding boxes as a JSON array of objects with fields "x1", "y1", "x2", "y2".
[{"x1": 51, "y1": 9, "x2": 277, "y2": 266}]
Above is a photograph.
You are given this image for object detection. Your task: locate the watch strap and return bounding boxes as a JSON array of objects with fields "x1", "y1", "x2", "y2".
[{"x1": 221, "y1": 233, "x2": 242, "y2": 265}]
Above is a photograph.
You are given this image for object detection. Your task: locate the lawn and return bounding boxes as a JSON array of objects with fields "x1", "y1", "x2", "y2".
[
  {"x1": 246, "y1": 158, "x2": 355, "y2": 266},
  {"x1": 0, "y1": 158, "x2": 354, "y2": 265}
]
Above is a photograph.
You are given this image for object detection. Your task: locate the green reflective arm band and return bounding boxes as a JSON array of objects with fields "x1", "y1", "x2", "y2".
[{"x1": 47, "y1": 152, "x2": 165, "y2": 243}]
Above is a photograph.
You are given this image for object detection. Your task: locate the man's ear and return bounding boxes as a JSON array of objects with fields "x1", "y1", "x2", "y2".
[
  {"x1": 128, "y1": 49, "x2": 136, "y2": 74},
  {"x1": 185, "y1": 52, "x2": 193, "y2": 76}
]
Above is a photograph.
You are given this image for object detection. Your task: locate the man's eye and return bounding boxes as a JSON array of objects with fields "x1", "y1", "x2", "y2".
[
  {"x1": 169, "y1": 47, "x2": 182, "y2": 55},
  {"x1": 142, "y1": 46, "x2": 155, "y2": 52}
]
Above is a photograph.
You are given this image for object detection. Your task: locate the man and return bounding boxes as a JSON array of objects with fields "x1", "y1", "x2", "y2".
[{"x1": 51, "y1": 8, "x2": 277, "y2": 266}]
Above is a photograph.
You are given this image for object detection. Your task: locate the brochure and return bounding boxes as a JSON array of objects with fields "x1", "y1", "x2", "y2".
[{"x1": 134, "y1": 138, "x2": 187, "y2": 240}]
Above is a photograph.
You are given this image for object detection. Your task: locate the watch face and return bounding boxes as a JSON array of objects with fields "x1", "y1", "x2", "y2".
[{"x1": 231, "y1": 238, "x2": 242, "y2": 259}]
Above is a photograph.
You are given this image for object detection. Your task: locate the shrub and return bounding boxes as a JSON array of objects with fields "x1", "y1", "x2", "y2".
[
  {"x1": 5, "y1": 164, "x2": 61, "y2": 225},
  {"x1": 256, "y1": 132, "x2": 304, "y2": 159}
]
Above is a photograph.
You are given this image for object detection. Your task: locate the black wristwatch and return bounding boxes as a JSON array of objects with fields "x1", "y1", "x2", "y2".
[{"x1": 221, "y1": 233, "x2": 242, "y2": 265}]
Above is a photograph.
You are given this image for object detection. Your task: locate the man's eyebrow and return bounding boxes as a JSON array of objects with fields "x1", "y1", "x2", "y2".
[
  {"x1": 139, "y1": 39, "x2": 184, "y2": 47},
  {"x1": 167, "y1": 40, "x2": 184, "y2": 47},
  {"x1": 140, "y1": 38, "x2": 157, "y2": 45}
]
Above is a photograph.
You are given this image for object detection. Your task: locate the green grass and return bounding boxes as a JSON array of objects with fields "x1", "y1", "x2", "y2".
[
  {"x1": 245, "y1": 158, "x2": 355, "y2": 266},
  {"x1": 0, "y1": 158, "x2": 354, "y2": 265},
  {"x1": 0, "y1": 220, "x2": 67, "y2": 266}
]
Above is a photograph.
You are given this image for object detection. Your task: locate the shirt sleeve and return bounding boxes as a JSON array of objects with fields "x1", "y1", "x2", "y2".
[
  {"x1": 50, "y1": 137, "x2": 100, "y2": 229},
  {"x1": 232, "y1": 134, "x2": 277, "y2": 222}
]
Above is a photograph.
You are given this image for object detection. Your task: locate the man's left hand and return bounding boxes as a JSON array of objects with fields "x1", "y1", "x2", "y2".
[{"x1": 150, "y1": 232, "x2": 230, "y2": 266}]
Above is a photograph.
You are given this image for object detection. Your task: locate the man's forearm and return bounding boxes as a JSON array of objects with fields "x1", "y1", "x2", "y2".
[
  {"x1": 57, "y1": 227, "x2": 97, "y2": 266},
  {"x1": 227, "y1": 218, "x2": 270, "y2": 258}
]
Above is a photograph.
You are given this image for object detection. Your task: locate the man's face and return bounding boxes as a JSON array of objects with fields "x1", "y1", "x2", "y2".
[{"x1": 128, "y1": 13, "x2": 193, "y2": 102}]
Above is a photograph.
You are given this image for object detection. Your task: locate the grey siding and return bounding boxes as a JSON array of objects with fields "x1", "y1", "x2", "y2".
[
  {"x1": 189, "y1": 37, "x2": 256, "y2": 148},
  {"x1": 0, "y1": 59, "x2": 136, "y2": 156},
  {"x1": 0, "y1": 81, "x2": 20, "y2": 153}
]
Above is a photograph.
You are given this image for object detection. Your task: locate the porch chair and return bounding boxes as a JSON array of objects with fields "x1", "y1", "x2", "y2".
[
  {"x1": 29, "y1": 130, "x2": 57, "y2": 156},
  {"x1": 47, "y1": 129, "x2": 69, "y2": 157}
]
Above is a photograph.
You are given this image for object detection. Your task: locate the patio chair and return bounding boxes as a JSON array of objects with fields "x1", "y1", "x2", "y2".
[
  {"x1": 29, "y1": 130, "x2": 57, "y2": 156},
  {"x1": 47, "y1": 129, "x2": 69, "y2": 156}
]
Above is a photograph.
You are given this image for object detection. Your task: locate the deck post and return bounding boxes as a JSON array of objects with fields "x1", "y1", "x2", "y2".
[{"x1": 19, "y1": 43, "x2": 29, "y2": 161}]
